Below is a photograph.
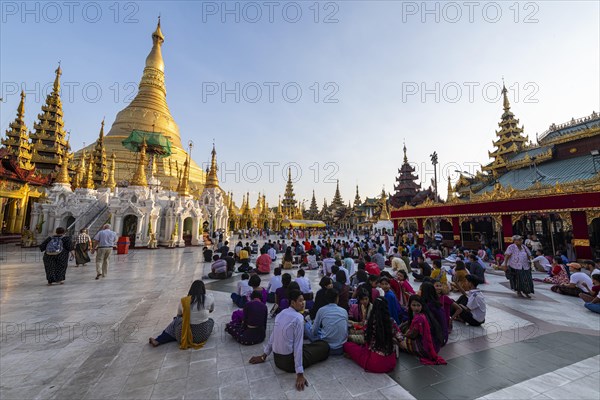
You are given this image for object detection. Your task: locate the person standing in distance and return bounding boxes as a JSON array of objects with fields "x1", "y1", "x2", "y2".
[{"x1": 91, "y1": 224, "x2": 118, "y2": 280}]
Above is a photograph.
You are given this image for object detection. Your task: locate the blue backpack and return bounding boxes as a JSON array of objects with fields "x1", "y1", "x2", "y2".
[{"x1": 45, "y1": 236, "x2": 64, "y2": 255}]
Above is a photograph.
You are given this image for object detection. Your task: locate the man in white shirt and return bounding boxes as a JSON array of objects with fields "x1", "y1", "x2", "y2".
[
  {"x1": 295, "y1": 269, "x2": 312, "y2": 295},
  {"x1": 452, "y1": 275, "x2": 486, "y2": 326},
  {"x1": 267, "y1": 268, "x2": 283, "y2": 303},
  {"x1": 322, "y1": 254, "x2": 336, "y2": 276},
  {"x1": 583, "y1": 260, "x2": 600, "y2": 277},
  {"x1": 267, "y1": 245, "x2": 277, "y2": 262},
  {"x1": 249, "y1": 290, "x2": 329, "y2": 391},
  {"x1": 552, "y1": 263, "x2": 593, "y2": 297},
  {"x1": 532, "y1": 250, "x2": 552, "y2": 273},
  {"x1": 91, "y1": 224, "x2": 118, "y2": 280}
]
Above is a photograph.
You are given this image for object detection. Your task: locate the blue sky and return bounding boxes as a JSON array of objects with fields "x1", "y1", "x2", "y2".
[{"x1": 1, "y1": 1, "x2": 599, "y2": 208}]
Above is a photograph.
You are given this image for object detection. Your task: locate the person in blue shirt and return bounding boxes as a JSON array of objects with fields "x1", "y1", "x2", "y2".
[
  {"x1": 304, "y1": 288, "x2": 348, "y2": 355},
  {"x1": 379, "y1": 276, "x2": 406, "y2": 324}
]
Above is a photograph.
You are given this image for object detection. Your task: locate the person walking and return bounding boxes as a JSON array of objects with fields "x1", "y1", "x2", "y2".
[
  {"x1": 503, "y1": 235, "x2": 534, "y2": 298},
  {"x1": 91, "y1": 224, "x2": 118, "y2": 280},
  {"x1": 39, "y1": 227, "x2": 74, "y2": 285},
  {"x1": 73, "y1": 228, "x2": 92, "y2": 266}
]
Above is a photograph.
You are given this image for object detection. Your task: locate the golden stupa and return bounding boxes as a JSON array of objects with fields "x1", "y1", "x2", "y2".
[{"x1": 74, "y1": 18, "x2": 206, "y2": 189}]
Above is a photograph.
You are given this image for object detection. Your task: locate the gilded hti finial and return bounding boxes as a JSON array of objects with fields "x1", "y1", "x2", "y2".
[
  {"x1": 53, "y1": 62, "x2": 62, "y2": 93},
  {"x1": 502, "y1": 82, "x2": 510, "y2": 112},
  {"x1": 130, "y1": 139, "x2": 148, "y2": 187},
  {"x1": 205, "y1": 143, "x2": 219, "y2": 188}
]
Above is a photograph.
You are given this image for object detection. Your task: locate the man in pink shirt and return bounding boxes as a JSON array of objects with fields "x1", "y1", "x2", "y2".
[{"x1": 256, "y1": 248, "x2": 272, "y2": 275}]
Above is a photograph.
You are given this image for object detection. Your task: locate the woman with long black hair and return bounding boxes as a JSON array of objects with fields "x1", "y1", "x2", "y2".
[
  {"x1": 398, "y1": 295, "x2": 446, "y2": 365},
  {"x1": 419, "y1": 282, "x2": 448, "y2": 348},
  {"x1": 343, "y1": 297, "x2": 401, "y2": 373},
  {"x1": 149, "y1": 280, "x2": 215, "y2": 349}
]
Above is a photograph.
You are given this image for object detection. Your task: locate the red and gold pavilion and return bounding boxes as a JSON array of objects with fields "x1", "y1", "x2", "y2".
[{"x1": 391, "y1": 87, "x2": 600, "y2": 260}]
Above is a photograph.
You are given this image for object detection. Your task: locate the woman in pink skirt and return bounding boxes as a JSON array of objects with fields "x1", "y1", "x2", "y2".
[{"x1": 343, "y1": 298, "x2": 400, "y2": 373}]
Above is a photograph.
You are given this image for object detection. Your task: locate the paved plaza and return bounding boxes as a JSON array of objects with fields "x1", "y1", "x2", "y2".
[{"x1": 0, "y1": 240, "x2": 599, "y2": 400}]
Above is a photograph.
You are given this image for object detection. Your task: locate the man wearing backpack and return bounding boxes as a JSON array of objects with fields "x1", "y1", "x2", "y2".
[
  {"x1": 92, "y1": 224, "x2": 118, "y2": 280},
  {"x1": 39, "y1": 227, "x2": 74, "y2": 285}
]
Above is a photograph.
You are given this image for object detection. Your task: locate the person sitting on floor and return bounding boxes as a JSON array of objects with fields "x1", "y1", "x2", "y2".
[
  {"x1": 532, "y1": 250, "x2": 552, "y2": 273},
  {"x1": 579, "y1": 274, "x2": 600, "y2": 303},
  {"x1": 430, "y1": 259, "x2": 448, "y2": 285},
  {"x1": 542, "y1": 256, "x2": 569, "y2": 285},
  {"x1": 364, "y1": 255, "x2": 381, "y2": 276},
  {"x1": 304, "y1": 288, "x2": 348, "y2": 355},
  {"x1": 343, "y1": 297, "x2": 402, "y2": 373},
  {"x1": 347, "y1": 288, "x2": 373, "y2": 345},
  {"x1": 207, "y1": 254, "x2": 232, "y2": 279},
  {"x1": 255, "y1": 248, "x2": 272, "y2": 275},
  {"x1": 267, "y1": 267, "x2": 282, "y2": 303},
  {"x1": 231, "y1": 273, "x2": 252, "y2": 307},
  {"x1": 378, "y1": 276, "x2": 404, "y2": 324},
  {"x1": 249, "y1": 290, "x2": 330, "y2": 391},
  {"x1": 226, "y1": 290, "x2": 268, "y2": 345},
  {"x1": 149, "y1": 280, "x2": 214, "y2": 348},
  {"x1": 420, "y1": 282, "x2": 448, "y2": 349},
  {"x1": 295, "y1": 269, "x2": 313, "y2": 301},
  {"x1": 466, "y1": 254, "x2": 486, "y2": 284},
  {"x1": 249, "y1": 274, "x2": 268, "y2": 303},
  {"x1": 582, "y1": 284, "x2": 600, "y2": 314},
  {"x1": 333, "y1": 270, "x2": 350, "y2": 311},
  {"x1": 202, "y1": 246, "x2": 213, "y2": 262},
  {"x1": 451, "y1": 260, "x2": 469, "y2": 291},
  {"x1": 451, "y1": 275, "x2": 486, "y2": 327},
  {"x1": 551, "y1": 263, "x2": 593, "y2": 297},
  {"x1": 310, "y1": 276, "x2": 334, "y2": 321},
  {"x1": 272, "y1": 273, "x2": 292, "y2": 317},
  {"x1": 306, "y1": 250, "x2": 319, "y2": 270},
  {"x1": 412, "y1": 256, "x2": 432, "y2": 282},
  {"x1": 398, "y1": 295, "x2": 447, "y2": 365}
]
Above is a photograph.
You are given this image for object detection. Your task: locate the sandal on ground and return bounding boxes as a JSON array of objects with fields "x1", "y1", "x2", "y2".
[{"x1": 149, "y1": 338, "x2": 159, "y2": 347}]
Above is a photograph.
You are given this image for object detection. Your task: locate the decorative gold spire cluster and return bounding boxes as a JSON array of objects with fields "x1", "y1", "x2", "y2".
[
  {"x1": 205, "y1": 144, "x2": 219, "y2": 188},
  {"x1": 1, "y1": 91, "x2": 33, "y2": 169},
  {"x1": 106, "y1": 152, "x2": 117, "y2": 190},
  {"x1": 74, "y1": 149, "x2": 87, "y2": 188},
  {"x1": 483, "y1": 83, "x2": 528, "y2": 177},
  {"x1": 30, "y1": 64, "x2": 69, "y2": 173},
  {"x1": 91, "y1": 119, "x2": 108, "y2": 187},
  {"x1": 130, "y1": 140, "x2": 148, "y2": 187},
  {"x1": 177, "y1": 143, "x2": 192, "y2": 196}
]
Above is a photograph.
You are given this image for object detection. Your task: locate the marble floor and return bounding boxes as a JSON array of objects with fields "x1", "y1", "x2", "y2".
[{"x1": 0, "y1": 240, "x2": 598, "y2": 400}]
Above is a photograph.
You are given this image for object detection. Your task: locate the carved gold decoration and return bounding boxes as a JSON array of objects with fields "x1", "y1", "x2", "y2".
[
  {"x1": 539, "y1": 112, "x2": 600, "y2": 145},
  {"x1": 556, "y1": 212, "x2": 573, "y2": 231},
  {"x1": 503, "y1": 237, "x2": 514, "y2": 243},
  {"x1": 491, "y1": 215, "x2": 503, "y2": 228},
  {"x1": 453, "y1": 235, "x2": 460, "y2": 241},
  {"x1": 573, "y1": 239, "x2": 590, "y2": 247},
  {"x1": 587, "y1": 210, "x2": 600, "y2": 226},
  {"x1": 511, "y1": 214, "x2": 528, "y2": 225}
]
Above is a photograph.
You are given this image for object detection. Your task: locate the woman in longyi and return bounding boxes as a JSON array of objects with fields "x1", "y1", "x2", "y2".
[{"x1": 149, "y1": 280, "x2": 215, "y2": 349}]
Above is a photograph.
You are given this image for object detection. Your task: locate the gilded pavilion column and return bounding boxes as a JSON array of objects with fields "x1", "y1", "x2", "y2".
[
  {"x1": 6, "y1": 200, "x2": 18, "y2": 233},
  {"x1": 417, "y1": 218, "x2": 424, "y2": 245},
  {"x1": 14, "y1": 197, "x2": 27, "y2": 233},
  {"x1": 501, "y1": 215, "x2": 513, "y2": 250},
  {"x1": 452, "y1": 217, "x2": 461, "y2": 246},
  {"x1": 571, "y1": 211, "x2": 592, "y2": 259}
]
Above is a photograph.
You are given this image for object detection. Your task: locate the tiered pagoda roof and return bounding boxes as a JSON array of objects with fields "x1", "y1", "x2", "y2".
[
  {"x1": 91, "y1": 120, "x2": 108, "y2": 187},
  {"x1": 29, "y1": 65, "x2": 69, "y2": 174},
  {"x1": 482, "y1": 85, "x2": 528, "y2": 177},
  {"x1": 2, "y1": 91, "x2": 33, "y2": 170},
  {"x1": 390, "y1": 143, "x2": 421, "y2": 208},
  {"x1": 282, "y1": 168, "x2": 297, "y2": 218}
]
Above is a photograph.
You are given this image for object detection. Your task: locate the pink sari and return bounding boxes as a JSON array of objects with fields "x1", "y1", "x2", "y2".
[{"x1": 403, "y1": 313, "x2": 446, "y2": 365}]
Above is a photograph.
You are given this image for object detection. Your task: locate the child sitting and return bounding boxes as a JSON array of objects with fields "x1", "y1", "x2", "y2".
[
  {"x1": 231, "y1": 273, "x2": 252, "y2": 307},
  {"x1": 266, "y1": 267, "x2": 282, "y2": 303},
  {"x1": 451, "y1": 275, "x2": 486, "y2": 326}
]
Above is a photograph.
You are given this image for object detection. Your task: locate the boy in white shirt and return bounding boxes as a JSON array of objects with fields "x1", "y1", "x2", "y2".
[
  {"x1": 231, "y1": 273, "x2": 252, "y2": 307},
  {"x1": 267, "y1": 268, "x2": 282, "y2": 303},
  {"x1": 295, "y1": 269, "x2": 313, "y2": 300},
  {"x1": 452, "y1": 275, "x2": 486, "y2": 326}
]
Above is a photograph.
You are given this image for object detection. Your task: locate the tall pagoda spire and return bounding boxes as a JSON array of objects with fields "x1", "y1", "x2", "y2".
[
  {"x1": 205, "y1": 144, "x2": 219, "y2": 188},
  {"x1": 82, "y1": 153, "x2": 95, "y2": 189},
  {"x1": 105, "y1": 152, "x2": 117, "y2": 190},
  {"x1": 330, "y1": 179, "x2": 345, "y2": 209},
  {"x1": 91, "y1": 119, "x2": 108, "y2": 187},
  {"x1": 447, "y1": 176, "x2": 454, "y2": 201},
  {"x1": 390, "y1": 142, "x2": 421, "y2": 208},
  {"x1": 74, "y1": 149, "x2": 86, "y2": 188},
  {"x1": 30, "y1": 64, "x2": 69, "y2": 174},
  {"x1": 307, "y1": 190, "x2": 319, "y2": 219},
  {"x1": 353, "y1": 185, "x2": 362, "y2": 208},
  {"x1": 130, "y1": 140, "x2": 148, "y2": 187},
  {"x1": 177, "y1": 145, "x2": 191, "y2": 196},
  {"x1": 1, "y1": 91, "x2": 33, "y2": 169},
  {"x1": 483, "y1": 82, "x2": 528, "y2": 177},
  {"x1": 379, "y1": 188, "x2": 390, "y2": 220},
  {"x1": 80, "y1": 18, "x2": 206, "y2": 189},
  {"x1": 282, "y1": 167, "x2": 297, "y2": 217}
]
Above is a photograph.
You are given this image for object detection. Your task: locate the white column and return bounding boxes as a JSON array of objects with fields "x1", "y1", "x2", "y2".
[
  {"x1": 176, "y1": 215, "x2": 185, "y2": 247},
  {"x1": 114, "y1": 215, "x2": 123, "y2": 237},
  {"x1": 41, "y1": 209, "x2": 50, "y2": 236}
]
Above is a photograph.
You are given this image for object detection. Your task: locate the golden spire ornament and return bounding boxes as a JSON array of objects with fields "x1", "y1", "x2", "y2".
[
  {"x1": 83, "y1": 153, "x2": 95, "y2": 189},
  {"x1": 55, "y1": 153, "x2": 71, "y2": 185},
  {"x1": 106, "y1": 152, "x2": 117, "y2": 190},
  {"x1": 205, "y1": 143, "x2": 219, "y2": 188},
  {"x1": 130, "y1": 139, "x2": 148, "y2": 187}
]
